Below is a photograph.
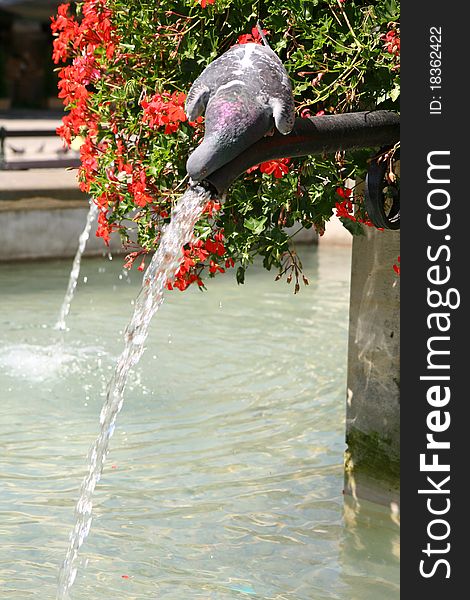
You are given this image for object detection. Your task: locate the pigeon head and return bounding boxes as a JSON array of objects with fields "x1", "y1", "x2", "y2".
[
  {"x1": 186, "y1": 89, "x2": 272, "y2": 181},
  {"x1": 186, "y1": 138, "x2": 225, "y2": 181}
]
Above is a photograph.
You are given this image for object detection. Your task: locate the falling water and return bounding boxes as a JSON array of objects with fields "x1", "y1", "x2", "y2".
[
  {"x1": 55, "y1": 200, "x2": 99, "y2": 331},
  {"x1": 57, "y1": 184, "x2": 210, "y2": 599}
]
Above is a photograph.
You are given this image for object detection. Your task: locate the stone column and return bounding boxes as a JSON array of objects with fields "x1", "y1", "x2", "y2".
[{"x1": 344, "y1": 227, "x2": 400, "y2": 506}]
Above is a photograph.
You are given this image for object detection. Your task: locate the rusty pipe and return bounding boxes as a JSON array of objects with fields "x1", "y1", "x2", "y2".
[{"x1": 204, "y1": 110, "x2": 400, "y2": 195}]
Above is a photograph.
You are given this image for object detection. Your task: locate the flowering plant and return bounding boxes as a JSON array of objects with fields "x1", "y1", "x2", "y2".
[{"x1": 52, "y1": 0, "x2": 399, "y2": 291}]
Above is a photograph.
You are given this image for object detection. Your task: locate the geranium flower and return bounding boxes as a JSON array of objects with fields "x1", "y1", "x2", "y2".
[
  {"x1": 335, "y1": 200, "x2": 355, "y2": 221},
  {"x1": 204, "y1": 231, "x2": 226, "y2": 256},
  {"x1": 141, "y1": 91, "x2": 187, "y2": 134},
  {"x1": 381, "y1": 29, "x2": 400, "y2": 56},
  {"x1": 96, "y1": 209, "x2": 117, "y2": 245},
  {"x1": 247, "y1": 158, "x2": 291, "y2": 179},
  {"x1": 336, "y1": 186, "x2": 352, "y2": 199},
  {"x1": 238, "y1": 26, "x2": 268, "y2": 45},
  {"x1": 259, "y1": 158, "x2": 291, "y2": 178},
  {"x1": 197, "y1": 0, "x2": 215, "y2": 8}
]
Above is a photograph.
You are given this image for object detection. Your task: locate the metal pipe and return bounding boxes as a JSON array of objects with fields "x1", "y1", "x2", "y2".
[{"x1": 205, "y1": 110, "x2": 400, "y2": 195}]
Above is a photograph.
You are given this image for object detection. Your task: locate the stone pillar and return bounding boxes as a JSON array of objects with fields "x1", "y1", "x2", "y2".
[{"x1": 344, "y1": 227, "x2": 400, "y2": 506}]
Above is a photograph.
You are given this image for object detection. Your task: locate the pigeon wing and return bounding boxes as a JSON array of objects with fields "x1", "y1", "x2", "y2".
[
  {"x1": 185, "y1": 79, "x2": 211, "y2": 121},
  {"x1": 251, "y1": 46, "x2": 295, "y2": 135}
]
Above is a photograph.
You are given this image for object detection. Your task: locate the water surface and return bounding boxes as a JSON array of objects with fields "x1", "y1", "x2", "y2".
[{"x1": 0, "y1": 247, "x2": 399, "y2": 599}]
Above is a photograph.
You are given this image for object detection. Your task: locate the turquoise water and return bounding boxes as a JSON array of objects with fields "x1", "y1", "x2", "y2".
[{"x1": 0, "y1": 247, "x2": 399, "y2": 599}]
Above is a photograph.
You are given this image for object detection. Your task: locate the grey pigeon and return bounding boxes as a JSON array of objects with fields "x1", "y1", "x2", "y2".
[{"x1": 185, "y1": 40, "x2": 295, "y2": 182}]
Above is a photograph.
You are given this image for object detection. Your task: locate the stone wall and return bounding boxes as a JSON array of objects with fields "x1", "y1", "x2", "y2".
[
  {"x1": 344, "y1": 227, "x2": 400, "y2": 506},
  {"x1": 0, "y1": 198, "x2": 122, "y2": 261}
]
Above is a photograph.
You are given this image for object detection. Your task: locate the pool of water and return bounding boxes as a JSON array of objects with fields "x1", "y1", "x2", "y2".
[{"x1": 0, "y1": 246, "x2": 399, "y2": 599}]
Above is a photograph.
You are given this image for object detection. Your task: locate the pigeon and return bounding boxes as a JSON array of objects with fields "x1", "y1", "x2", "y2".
[
  {"x1": 7, "y1": 144, "x2": 26, "y2": 154},
  {"x1": 185, "y1": 37, "x2": 295, "y2": 182}
]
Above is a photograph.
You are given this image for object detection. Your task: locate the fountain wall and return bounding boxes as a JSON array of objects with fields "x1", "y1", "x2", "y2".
[{"x1": 345, "y1": 227, "x2": 400, "y2": 506}]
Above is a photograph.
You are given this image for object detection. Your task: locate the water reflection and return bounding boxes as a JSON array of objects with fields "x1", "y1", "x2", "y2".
[
  {"x1": 0, "y1": 247, "x2": 398, "y2": 599},
  {"x1": 341, "y1": 495, "x2": 400, "y2": 600}
]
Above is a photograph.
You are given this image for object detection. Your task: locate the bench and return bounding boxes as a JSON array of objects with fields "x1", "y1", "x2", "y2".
[{"x1": 0, "y1": 127, "x2": 81, "y2": 170}]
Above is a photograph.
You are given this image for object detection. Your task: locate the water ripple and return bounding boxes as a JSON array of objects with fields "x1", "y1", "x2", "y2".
[{"x1": 0, "y1": 248, "x2": 399, "y2": 599}]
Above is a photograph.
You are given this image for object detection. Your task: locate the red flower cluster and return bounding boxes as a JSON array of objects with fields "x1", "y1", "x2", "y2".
[
  {"x1": 51, "y1": 1, "x2": 117, "y2": 63},
  {"x1": 96, "y1": 209, "x2": 118, "y2": 245},
  {"x1": 127, "y1": 168, "x2": 154, "y2": 207},
  {"x1": 168, "y1": 230, "x2": 231, "y2": 291},
  {"x1": 50, "y1": 4, "x2": 79, "y2": 63},
  {"x1": 168, "y1": 241, "x2": 207, "y2": 291},
  {"x1": 203, "y1": 200, "x2": 222, "y2": 217},
  {"x1": 247, "y1": 158, "x2": 291, "y2": 179},
  {"x1": 334, "y1": 187, "x2": 379, "y2": 229},
  {"x1": 238, "y1": 26, "x2": 268, "y2": 45},
  {"x1": 382, "y1": 29, "x2": 400, "y2": 57},
  {"x1": 141, "y1": 92, "x2": 188, "y2": 135},
  {"x1": 197, "y1": 0, "x2": 215, "y2": 8},
  {"x1": 52, "y1": 2, "x2": 119, "y2": 147},
  {"x1": 78, "y1": 136, "x2": 106, "y2": 193},
  {"x1": 335, "y1": 187, "x2": 355, "y2": 220}
]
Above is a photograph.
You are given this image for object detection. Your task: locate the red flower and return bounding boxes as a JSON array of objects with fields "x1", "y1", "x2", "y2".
[
  {"x1": 141, "y1": 91, "x2": 187, "y2": 134},
  {"x1": 167, "y1": 231, "x2": 230, "y2": 292},
  {"x1": 238, "y1": 26, "x2": 268, "y2": 45},
  {"x1": 259, "y1": 158, "x2": 291, "y2": 178},
  {"x1": 79, "y1": 136, "x2": 99, "y2": 174},
  {"x1": 381, "y1": 29, "x2": 400, "y2": 56},
  {"x1": 203, "y1": 200, "x2": 221, "y2": 217},
  {"x1": 336, "y1": 186, "x2": 352, "y2": 199},
  {"x1": 247, "y1": 158, "x2": 291, "y2": 178},
  {"x1": 204, "y1": 231, "x2": 226, "y2": 257},
  {"x1": 335, "y1": 200, "x2": 356, "y2": 221},
  {"x1": 197, "y1": 0, "x2": 215, "y2": 8},
  {"x1": 209, "y1": 260, "x2": 225, "y2": 274},
  {"x1": 51, "y1": 4, "x2": 79, "y2": 63},
  {"x1": 127, "y1": 169, "x2": 154, "y2": 207},
  {"x1": 96, "y1": 209, "x2": 117, "y2": 245}
]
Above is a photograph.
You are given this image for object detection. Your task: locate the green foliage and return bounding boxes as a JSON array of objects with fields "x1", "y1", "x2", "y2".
[{"x1": 56, "y1": 0, "x2": 400, "y2": 288}]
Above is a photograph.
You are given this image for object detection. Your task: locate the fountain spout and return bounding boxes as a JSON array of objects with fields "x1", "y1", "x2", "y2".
[
  {"x1": 205, "y1": 110, "x2": 400, "y2": 195},
  {"x1": 202, "y1": 110, "x2": 400, "y2": 229}
]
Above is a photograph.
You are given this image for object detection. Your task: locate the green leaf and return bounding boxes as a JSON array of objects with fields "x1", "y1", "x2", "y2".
[
  {"x1": 236, "y1": 266, "x2": 245, "y2": 285},
  {"x1": 244, "y1": 216, "x2": 268, "y2": 235},
  {"x1": 390, "y1": 85, "x2": 400, "y2": 102}
]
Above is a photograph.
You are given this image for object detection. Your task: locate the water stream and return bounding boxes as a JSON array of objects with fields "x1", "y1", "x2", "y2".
[
  {"x1": 56, "y1": 185, "x2": 210, "y2": 598},
  {"x1": 55, "y1": 201, "x2": 99, "y2": 331}
]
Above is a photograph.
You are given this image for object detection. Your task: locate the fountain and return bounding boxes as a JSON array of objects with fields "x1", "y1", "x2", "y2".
[
  {"x1": 53, "y1": 29, "x2": 400, "y2": 598},
  {"x1": 57, "y1": 184, "x2": 210, "y2": 598},
  {"x1": 55, "y1": 200, "x2": 99, "y2": 331}
]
